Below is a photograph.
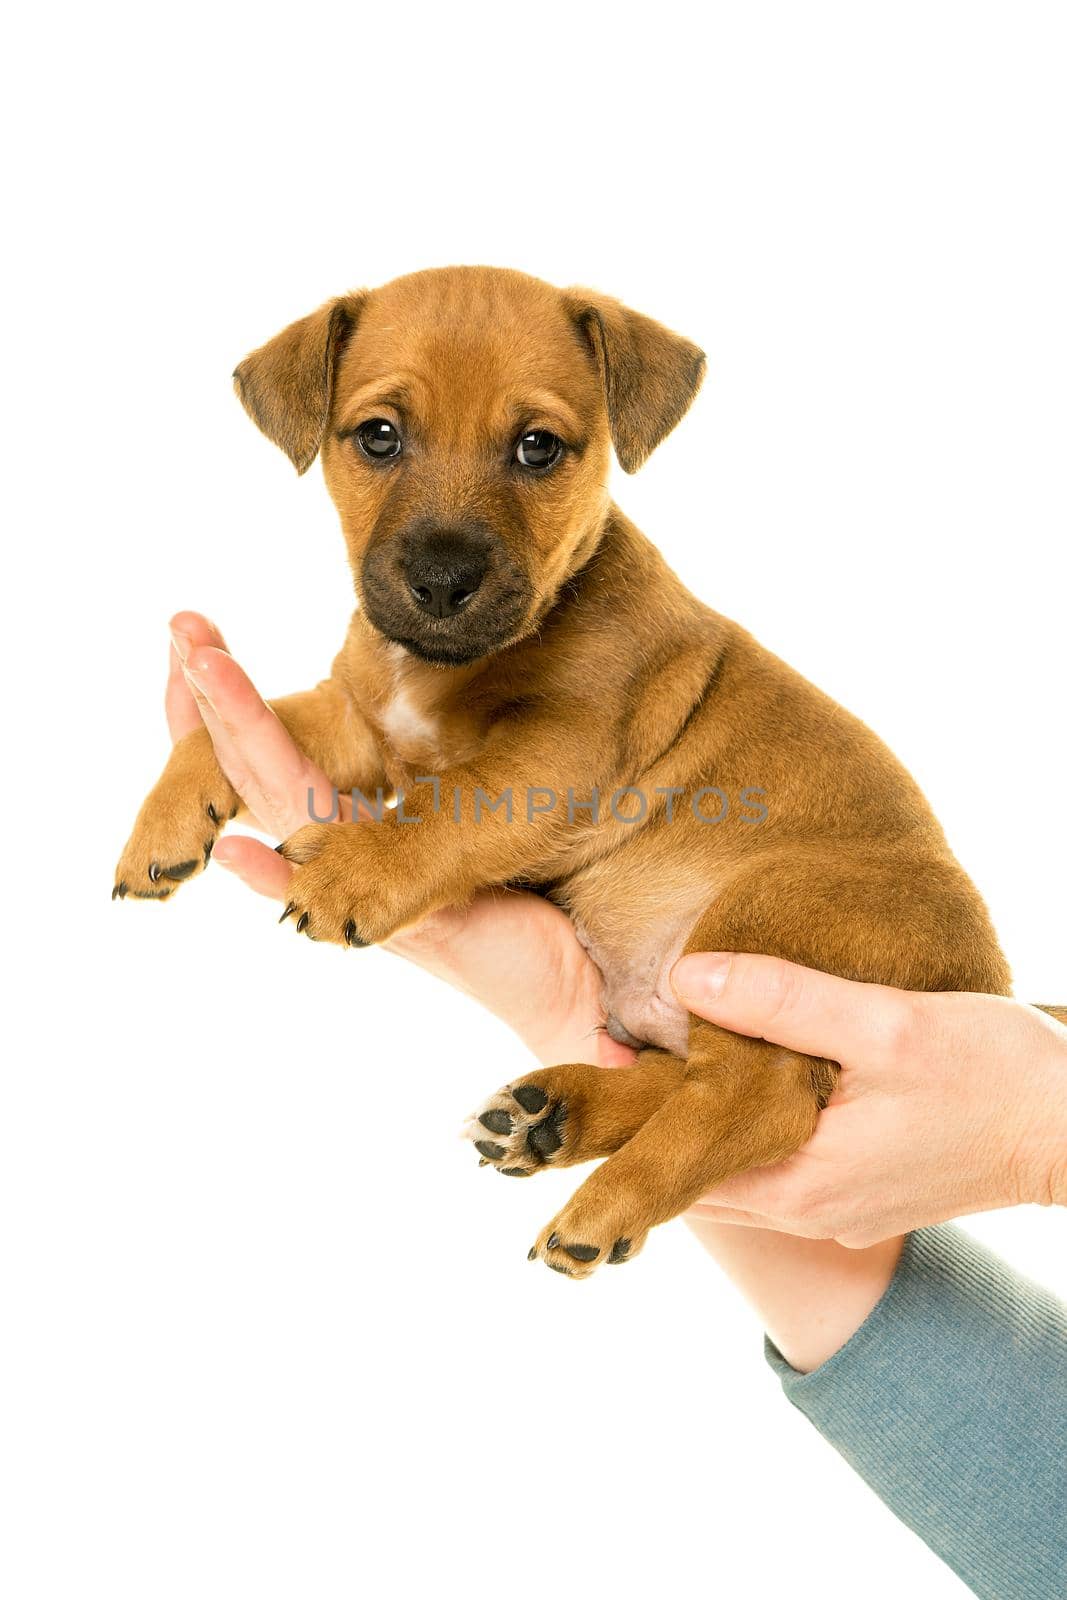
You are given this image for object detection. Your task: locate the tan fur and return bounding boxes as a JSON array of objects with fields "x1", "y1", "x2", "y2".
[{"x1": 116, "y1": 266, "x2": 1031, "y2": 1277}]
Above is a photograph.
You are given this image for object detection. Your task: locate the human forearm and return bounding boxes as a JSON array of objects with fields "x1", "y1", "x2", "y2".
[
  {"x1": 685, "y1": 1219, "x2": 904, "y2": 1373},
  {"x1": 762, "y1": 1226, "x2": 1067, "y2": 1600}
]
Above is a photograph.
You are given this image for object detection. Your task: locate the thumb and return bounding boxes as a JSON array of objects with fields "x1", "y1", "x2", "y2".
[
  {"x1": 670, "y1": 952, "x2": 912, "y2": 1065},
  {"x1": 212, "y1": 834, "x2": 293, "y2": 901}
]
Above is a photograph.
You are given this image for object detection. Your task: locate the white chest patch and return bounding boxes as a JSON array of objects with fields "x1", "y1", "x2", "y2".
[{"x1": 380, "y1": 681, "x2": 441, "y2": 762}]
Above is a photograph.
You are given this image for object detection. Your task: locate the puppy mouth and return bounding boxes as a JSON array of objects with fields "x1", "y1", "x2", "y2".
[{"x1": 385, "y1": 630, "x2": 508, "y2": 666}]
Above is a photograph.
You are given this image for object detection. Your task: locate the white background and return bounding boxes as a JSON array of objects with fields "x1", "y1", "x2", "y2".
[{"x1": 3, "y1": 3, "x2": 1065, "y2": 1596}]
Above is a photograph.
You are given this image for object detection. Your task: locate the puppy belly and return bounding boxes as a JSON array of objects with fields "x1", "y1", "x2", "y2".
[{"x1": 574, "y1": 918, "x2": 695, "y2": 1056}]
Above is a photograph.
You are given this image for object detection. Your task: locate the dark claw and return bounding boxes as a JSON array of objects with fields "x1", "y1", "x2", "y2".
[
  {"x1": 527, "y1": 1102, "x2": 565, "y2": 1159},
  {"x1": 279, "y1": 902, "x2": 297, "y2": 923},
  {"x1": 528, "y1": 1246, "x2": 538, "y2": 1261},
  {"x1": 474, "y1": 1140, "x2": 506, "y2": 1161},
  {"x1": 513, "y1": 1084, "x2": 548, "y2": 1114},
  {"x1": 296, "y1": 912, "x2": 310, "y2": 933},
  {"x1": 206, "y1": 803, "x2": 220, "y2": 826},
  {"x1": 608, "y1": 1237, "x2": 632, "y2": 1264},
  {"x1": 274, "y1": 841, "x2": 287, "y2": 855},
  {"x1": 230, "y1": 806, "x2": 239, "y2": 820},
  {"x1": 148, "y1": 862, "x2": 161, "y2": 882},
  {"x1": 546, "y1": 1232, "x2": 560, "y2": 1250},
  {"x1": 161, "y1": 859, "x2": 198, "y2": 882},
  {"x1": 343, "y1": 920, "x2": 368, "y2": 947},
  {"x1": 478, "y1": 1157, "x2": 489, "y2": 1167},
  {"x1": 479, "y1": 1109, "x2": 514, "y2": 1135},
  {"x1": 203, "y1": 838, "x2": 214, "y2": 864},
  {"x1": 499, "y1": 1166, "x2": 529, "y2": 1177},
  {"x1": 563, "y1": 1242, "x2": 600, "y2": 1263},
  {"x1": 112, "y1": 881, "x2": 128, "y2": 901}
]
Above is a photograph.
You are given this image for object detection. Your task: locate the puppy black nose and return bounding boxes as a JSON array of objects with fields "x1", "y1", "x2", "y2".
[{"x1": 403, "y1": 533, "x2": 489, "y2": 620}]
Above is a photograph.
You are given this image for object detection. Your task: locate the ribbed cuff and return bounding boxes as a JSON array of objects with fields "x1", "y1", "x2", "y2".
[{"x1": 765, "y1": 1225, "x2": 1067, "y2": 1600}]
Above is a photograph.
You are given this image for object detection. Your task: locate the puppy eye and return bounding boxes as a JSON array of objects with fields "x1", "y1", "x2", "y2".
[
  {"x1": 516, "y1": 430, "x2": 563, "y2": 470},
  {"x1": 356, "y1": 418, "x2": 402, "y2": 460}
]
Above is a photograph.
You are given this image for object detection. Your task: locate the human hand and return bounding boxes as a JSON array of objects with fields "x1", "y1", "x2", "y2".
[
  {"x1": 674, "y1": 953, "x2": 1067, "y2": 1246},
  {"x1": 164, "y1": 612, "x2": 632, "y2": 1070}
]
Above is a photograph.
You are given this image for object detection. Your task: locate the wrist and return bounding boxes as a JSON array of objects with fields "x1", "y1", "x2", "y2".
[
  {"x1": 526, "y1": 1013, "x2": 634, "y2": 1070},
  {"x1": 524, "y1": 981, "x2": 636, "y2": 1070},
  {"x1": 518, "y1": 940, "x2": 638, "y2": 1068},
  {"x1": 1011, "y1": 1011, "x2": 1067, "y2": 1207},
  {"x1": 520, "y1": 979, "x2": 604, "y2": 1069},
  {"x1": 526, "y1": 1024, "x2": 597, "y2": 1069}
]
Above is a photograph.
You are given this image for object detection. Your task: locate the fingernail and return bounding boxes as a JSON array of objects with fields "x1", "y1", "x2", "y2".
[
  {"x1": 170, "y1": 628, "x2": 192, "y2": 664},
  {"x1": 183, "y1": 669, "x2": 214, "y2": 708},
  {"x1": 672, "y1": 953, "x2": 732, "y2": 1004},
  {"x1": 182, "y1": 652, "x2": 217, "y2": 708}
]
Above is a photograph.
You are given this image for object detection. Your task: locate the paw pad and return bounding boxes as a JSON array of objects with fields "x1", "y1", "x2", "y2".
[{"x1": 513, "y1": 1084, "x2": 548, "y2": 1114}]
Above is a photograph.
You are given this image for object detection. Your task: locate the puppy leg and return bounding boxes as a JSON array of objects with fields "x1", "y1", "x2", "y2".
[
  {"x1": 528, "y1": 1022, "x2": 834, "y2": 1276},
  {"x1": 113, "y1": 681, "x2": 382, "y2": 901},
  {"x1": 466, "y1": 1050, "x2": 685, "y2": 1178}
]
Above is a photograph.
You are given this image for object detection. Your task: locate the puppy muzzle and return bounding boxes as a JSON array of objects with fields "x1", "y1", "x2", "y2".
[{"x1": 360, "y1": 520, "x2": 533, "y2": 665}]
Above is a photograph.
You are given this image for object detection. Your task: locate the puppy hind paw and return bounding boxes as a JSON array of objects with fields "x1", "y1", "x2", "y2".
[
  {"x1": 463, "y1": 1076, "x2": 569, "y2": 1177},
  {"x1": 527, "y1": 1217, "x2": 645, "y2": 1279}
]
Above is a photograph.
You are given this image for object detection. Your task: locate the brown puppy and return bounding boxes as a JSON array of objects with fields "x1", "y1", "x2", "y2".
[{"x1": 115, "y1": 266, "x2": 1022, "y2": 1276}]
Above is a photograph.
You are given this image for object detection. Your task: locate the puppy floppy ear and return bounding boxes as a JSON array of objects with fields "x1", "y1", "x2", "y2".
[
  {"x1": 564, "y1": 289, "x2": 705, "y2": 472},
  {"x1": 232, "y1": 292, "x2": 367, "y2": 474}
]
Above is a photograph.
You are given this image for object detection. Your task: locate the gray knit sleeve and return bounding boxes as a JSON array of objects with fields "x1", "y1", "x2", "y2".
[{"x1": 765, "y1": 1225, "x2": 1067, "y2": 1600}]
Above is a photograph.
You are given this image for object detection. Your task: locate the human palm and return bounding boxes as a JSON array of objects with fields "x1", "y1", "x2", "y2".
[{"x1": 164, "y1": 611, "x2": 633, "y2": 1070}]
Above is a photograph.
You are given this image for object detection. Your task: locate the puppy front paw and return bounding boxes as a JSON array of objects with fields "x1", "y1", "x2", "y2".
[
  {"x1": 275, "y1": 821, "x2": 408, "y2": 946},
  {"x1": 113, "y1": 784, "x2": 236, "y2": 901}
]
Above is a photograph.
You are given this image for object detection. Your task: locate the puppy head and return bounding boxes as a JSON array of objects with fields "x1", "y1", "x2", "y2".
[{"x1": 234, "y1": 267, "x2": 704, "y2": 666}]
